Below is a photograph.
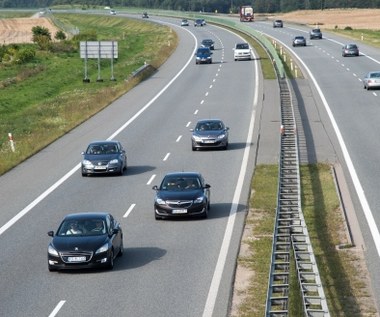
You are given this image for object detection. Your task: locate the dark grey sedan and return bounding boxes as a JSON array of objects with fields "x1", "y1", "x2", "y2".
[
  {"x1": 81, "y1": 140, "x2": 127, "y2": 176},
  {"x1": 201, "y1": 39, "x2": 215, "y2": 50},
  {"x1": 152, "y1": 172, "x2": 211, "y2": 220},
  {"x1": 342, "y1": 43, "x2": 359, "y2": 57},
  {"x1": 191, "y1": 119, "x2": 229, "y2": 150}
]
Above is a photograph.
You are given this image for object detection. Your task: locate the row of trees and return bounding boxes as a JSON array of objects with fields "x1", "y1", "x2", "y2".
[{"x1": 1, "y1": 0, "x2": 380, "y2": 13}]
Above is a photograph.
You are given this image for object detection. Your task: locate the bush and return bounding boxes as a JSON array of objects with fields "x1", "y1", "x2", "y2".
[
  {"x1": 55, "y1": 30, "x2": 66, "y2": 41},
  {"x1": 32, "y1": 26, "x2": 52, "y2": 40},
  {"x1": 344, "y1": 26, "x2": 353, "y2": 30},
  {"x1": 34, "y1": 35, "x2": 52, "y2": 50},
  {"x1": 14, "y1": 47, "x2": 36, "y2": 64}
]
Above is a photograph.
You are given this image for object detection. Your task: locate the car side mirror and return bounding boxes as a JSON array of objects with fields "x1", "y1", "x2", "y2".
[
  {"x1": 190, "y1": 128, "x2": 194, "y2": 132},
  {"x1": 152, "y1": 185, "x2": 158, "y2": 190},
  {"x1": 112, "y1": 228, "x2": 119, "y2": 234},
  {"x1": 81, "y1": 151, "x2": 85, "y2": 155},
  {"x1": 204, "y1": 184, "x2": 211, "y2": 189},
  {"x1": 48, "y1": 231, "x2": 54, "y2": 237}
]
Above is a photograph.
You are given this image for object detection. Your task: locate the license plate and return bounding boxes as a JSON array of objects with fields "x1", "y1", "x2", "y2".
[
  {"x1": 94, "y1": 166, "x2": 106, "y2": 170},
  {"x1": 172, "y1": 209, "x2": 187, "y2": 214},
  {"x1": 68, "y1": 256, "x2": 86, "y2": 262},
  {"x1": 204, "y1": 140, "x2": 215, "y2": 143}
]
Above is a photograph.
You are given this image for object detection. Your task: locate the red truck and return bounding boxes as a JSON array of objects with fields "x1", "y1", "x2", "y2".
[{"x1": 240, "y1": 6, "x2": 254, "y2": 22}]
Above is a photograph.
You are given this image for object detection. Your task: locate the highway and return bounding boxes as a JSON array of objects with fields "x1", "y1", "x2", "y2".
[
  {"x1": 0, "y1": 17, "x2": 261, "y2": 317},
  {"x1": 250, "y1": 19, "x2": 380, "y2": 308}
]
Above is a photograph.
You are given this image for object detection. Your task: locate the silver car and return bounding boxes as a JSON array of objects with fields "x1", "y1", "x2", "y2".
[
  {"x1": 292, "y1": 36, "x2": 306, "y2": 47},
  {"x1": 191, "y1": 119, "x2": 229, "y2": 150},
  {"x1": 310, "y1": 28, "x2": 322, "y2": 39},
  {"x1": 81, "y1": 140, "x2": 127, "y2": 176},
  {"x1": 363, "y1": 71, "x2": 380, "y2": 90}
]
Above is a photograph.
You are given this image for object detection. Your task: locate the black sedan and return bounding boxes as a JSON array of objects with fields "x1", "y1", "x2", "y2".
[
  {"x1": 81, "y1": 140, "x2": 127, "y2": 176},
  {"x1": 152, "y1": 172, "x2": 211, "y2": 220},
  {"x1": 194, "y1": 18, "x2": 206, "y2": 27},
  {"x1": 201, "y1": 39, "x2": 215, "y2": 50},
  {"x1": 47, "y1": 212, "x2": 123, "y2": 271},
  {"x1": 190, "y1": 119, "x2": 229, "y2": 150}
]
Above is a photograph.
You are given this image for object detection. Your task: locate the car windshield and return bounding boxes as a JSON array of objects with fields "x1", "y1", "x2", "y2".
[
  {"x1": 86, "y1": 143, "x2": 118, "y2": 155},
  {"x1": 370, "y1": 72, "x2": 380, "y2": 78},
  {"x1": 295, "y1": 36, "x2": 304, "y2": 40},
  {"x1": 236, "y1": 43, "x2": 249, "y2": 50},
  {"x1": 57, "y1": 219, "x2": 107, "y2": 236},
  {"x1": 161, "y1": 177, "x2": 201, "y2": 191},
  {"x1": 196, "y1": 121, "x2": 223, "y2": 131},
  {"x1": 347, "y1": 44, "x2": 357, "y2": 49}
]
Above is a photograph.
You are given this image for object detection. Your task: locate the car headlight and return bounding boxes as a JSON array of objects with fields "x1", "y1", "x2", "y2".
[
  {"x1": 96, "y1": 243, "x2": 109, "y2": 254},
  {"x1": 48, "y1": 244, "x2": 59, "y2": 257},
  {"x1": 155, "y1": 197, "x2": 166, "y2": 205},
  {"x1": 192, "y1": 135, "x2": 202, "y2": 142},
  {"x1": 194, "y1": 196, "x2": 205, "y2": 204},
  {"x1": 109, "y1": 159, "x2": 119, "y2": 164},
  {"x1": 217, "y1": 134, "x2": 226, "y2": 140},
  {"x1": 82, "y1": 160, "x2": 94, "y2": 167}
]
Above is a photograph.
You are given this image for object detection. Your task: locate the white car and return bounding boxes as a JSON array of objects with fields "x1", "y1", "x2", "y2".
[
  {"x1": 110, "y1": 10, "x2": 116, "y2": 15},
  {"x1": 233, "y1": 43, "x2": 253, "y2": 61}
]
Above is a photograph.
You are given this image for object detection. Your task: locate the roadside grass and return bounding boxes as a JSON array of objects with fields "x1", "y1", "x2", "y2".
[
  {"x1": 234, "y1": 164, "x2": 377, "y2": 316},
  {"x1": 330, "y1": 28, "x2": 380, "y2": 48},
  {"x1": 0, "y1": 13, "x2": 177, "y2": 175}
]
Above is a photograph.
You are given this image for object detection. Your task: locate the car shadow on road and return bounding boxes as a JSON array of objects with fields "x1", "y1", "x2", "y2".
[
  {"x1": 115, "y1": 247, "x2": 167, "y2": 270},
  {"x1": 207, "y1": 202, "x2": 247, "y2": 219},
  {"x1": 123, "y1": 165, "x2": 156, "y2": 176}
]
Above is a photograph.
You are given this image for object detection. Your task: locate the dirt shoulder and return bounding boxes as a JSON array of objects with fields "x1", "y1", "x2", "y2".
[
  {"x1": 267, "y1": 8, "x2": 380, "y2": 30},
  {"x1": 0, "y1": 16, "x2": 60, "y2": 44}
]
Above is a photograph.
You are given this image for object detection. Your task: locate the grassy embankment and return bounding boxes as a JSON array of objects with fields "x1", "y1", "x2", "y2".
[{"x1": 0, "y1": 13, "x2": 177, "y2": 175}]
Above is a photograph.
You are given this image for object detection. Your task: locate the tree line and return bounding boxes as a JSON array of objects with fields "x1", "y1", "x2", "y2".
[{"x1": 1, "y1": 0, "x2": 380, "y2": 13}]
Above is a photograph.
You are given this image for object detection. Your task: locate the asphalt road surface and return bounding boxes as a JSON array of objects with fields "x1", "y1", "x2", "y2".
[{"x1": 0, "y1": 16, "x2": 263, "y2": 317}]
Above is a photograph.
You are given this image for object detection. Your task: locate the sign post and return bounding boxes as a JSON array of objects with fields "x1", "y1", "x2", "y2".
[{"x1": 80, "y1": 41, "x2": 118, "y2": 82}]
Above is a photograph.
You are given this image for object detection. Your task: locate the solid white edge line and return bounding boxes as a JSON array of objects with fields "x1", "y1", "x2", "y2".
[
  {"x1": 0, "y1": 25, "x2": 198, "y2": 237},
  {"x1": 202, "y1": 45, "x2": 259, "y2": 317},
  {"x1": 48, "y1": 300, "x2": 66, "y2": 317}
]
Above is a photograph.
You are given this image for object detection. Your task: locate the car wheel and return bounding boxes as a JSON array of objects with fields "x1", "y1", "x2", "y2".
[
  {"x1": 81, "y1": 171, "x2": 87, "y2": 177},
  {"x1": 107, "y1": 250, "x2": 114, "y2": 270}
]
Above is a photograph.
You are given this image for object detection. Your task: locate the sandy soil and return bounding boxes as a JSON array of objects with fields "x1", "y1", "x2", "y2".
[
  {"x1": 0, "y1": 16, "x2": 60, "y2": 44},
  {"x1": 271, "y1": 8, "x2": 380, "y2": 30}
]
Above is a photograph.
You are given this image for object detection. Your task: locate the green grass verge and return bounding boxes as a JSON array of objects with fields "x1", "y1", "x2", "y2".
[
  {"x1": 329, "y1": 28, "x2": 380, "y2": 48},
  {"x1": 233, "y1": 163, "x2": 377, "y2": 316},
  {"x1": 0, "y1": 13, "x2": 177, "y2": 175}
]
